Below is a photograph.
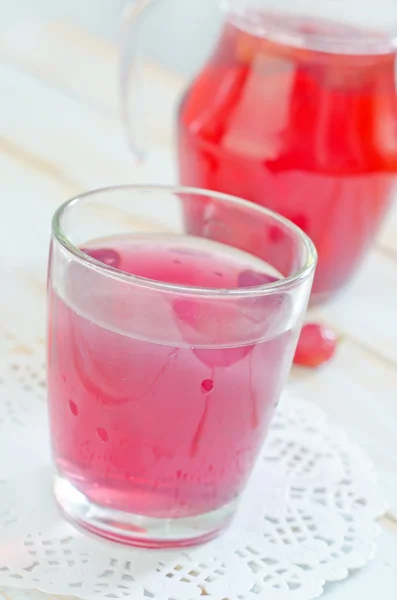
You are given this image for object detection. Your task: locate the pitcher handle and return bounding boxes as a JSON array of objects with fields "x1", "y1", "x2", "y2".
[{"x1": 120, "y1": 0, "x2": 160, "y2": 162}]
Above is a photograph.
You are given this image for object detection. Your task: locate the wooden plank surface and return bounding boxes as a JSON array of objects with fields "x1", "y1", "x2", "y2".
[
  {"x1": 0, "y1": 17, "x2": 397, "y2": 600},
  {"x1": 0, "y1": 20, "x2": 185, "y2": 148}
]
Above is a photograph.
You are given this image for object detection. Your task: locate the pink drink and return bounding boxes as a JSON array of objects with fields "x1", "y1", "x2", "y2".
[
  {"x1": 48, "y1": 235, "x2": 299, "y2": 518},
  {"x1": 178, "y1": 14, "x2": 396, "y2": 302}
]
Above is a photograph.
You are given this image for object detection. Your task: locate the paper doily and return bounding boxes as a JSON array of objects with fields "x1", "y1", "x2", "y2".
[{"x1": 0, "y1": 331, "x2": 387, "y2": 600}]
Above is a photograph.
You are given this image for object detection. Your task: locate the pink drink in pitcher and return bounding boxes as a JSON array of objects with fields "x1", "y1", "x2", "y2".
[
  {"x1": 48, "y1": 235, "x2": 298, "y2": 519},
  {"x1": 178, "y1": 14, "x2": 397, "y2": 302}
]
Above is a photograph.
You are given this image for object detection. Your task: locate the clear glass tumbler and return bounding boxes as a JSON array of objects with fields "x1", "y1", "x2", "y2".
[{"x1": 47, "y1": 185, "x2": 316, "y2": 548}]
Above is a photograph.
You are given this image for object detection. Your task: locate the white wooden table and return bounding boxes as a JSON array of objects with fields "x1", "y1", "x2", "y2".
[{"x1": 0, "y1": 19, "x2": 397, "y2": 600}]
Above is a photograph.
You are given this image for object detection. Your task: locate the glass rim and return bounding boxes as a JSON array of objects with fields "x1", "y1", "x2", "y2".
[
  {"x1": 224, "y1": 0, "x2": 397, "y2": 55},
  {"x1": 52, "y1": 184, "x2": 317, "y2": 298}
]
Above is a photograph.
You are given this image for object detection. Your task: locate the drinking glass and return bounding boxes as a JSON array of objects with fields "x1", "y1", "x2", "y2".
[{"x1": 47, "y1": 185, "x2": 316, "y2": 547}]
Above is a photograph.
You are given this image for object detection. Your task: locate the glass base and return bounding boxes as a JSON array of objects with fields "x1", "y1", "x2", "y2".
[{"x1": 54, "y1": 474, "x2": 238, "y2": 548}]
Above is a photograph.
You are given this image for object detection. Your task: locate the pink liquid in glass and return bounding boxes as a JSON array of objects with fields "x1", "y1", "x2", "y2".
[{"x1": 48, "y1": 236, "x2": 299, "y2": 518}]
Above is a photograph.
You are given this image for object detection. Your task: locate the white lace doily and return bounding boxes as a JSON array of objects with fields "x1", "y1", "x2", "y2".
[{"x1": 0, "y1": 330, "x2": 387, "y2": 600}]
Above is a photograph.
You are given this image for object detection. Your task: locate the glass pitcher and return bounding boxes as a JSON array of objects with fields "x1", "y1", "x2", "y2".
[{"x1": 120, "y1": 0, "x2": 397, "y2": 303}]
